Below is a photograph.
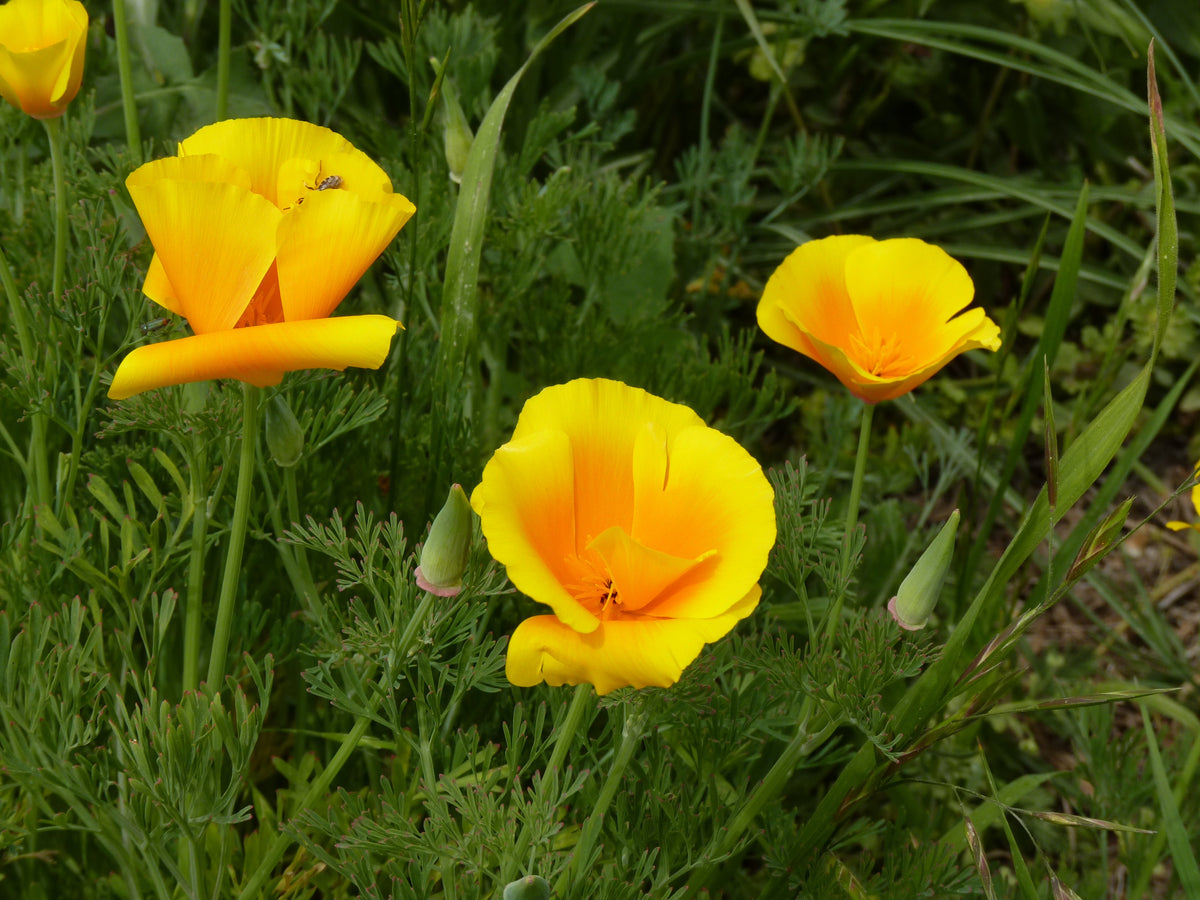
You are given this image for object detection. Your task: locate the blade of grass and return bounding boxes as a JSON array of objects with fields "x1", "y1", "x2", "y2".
[{"x1": 1140, "y1": 703, "x2": 1200, "y2": 895}]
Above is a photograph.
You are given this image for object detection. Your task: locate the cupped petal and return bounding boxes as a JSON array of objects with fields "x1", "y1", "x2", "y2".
[
  {"x1": 0, "y1": 0, "x2": 87, "y2": 118},
  {"x1": 125, "y1": 177, "x2": 281, "y2": 333},
  {"x1": 757, "y1": 235, "x2": 875, "y2": 357},
  {"x1": 275, "y1": 150, "x2": 399, "y2": 210},
  {"x1": 471, "y1": 430, "x2": 599, "y2": 634},
  {"x1": 108, "y1": 315, "x2": 400, "y2": 399},
  {"x1": 802, "y1": 310, "x2": 1001, "y2": 404},
  {"x1": 511, "y1": 379, "x2": 705, "y2": 551},
  {"x1": 0, "y1": 41, "x2": 72, "y2": 118},
  {"x1": 587, "y1": 525, "x2": 714, "y2": 613},
  {"x1": 275, "y1": 188, "x2": 415, "y2": 320},
  {"x1": 179, "y1": 118, "x2": 385, "y2": 207},
  {"x1": 141, "y1": 253, "x2": 183, "y2": 315},
  {"x1": 842, "y1": 238, "x2": 979, "y2": 377},
  {"x1": 505, "y1": 585, "x2": 761, "y2": 695},
  {"x1": 631, "y1": 424, "x2": 775, "y2": 619}
]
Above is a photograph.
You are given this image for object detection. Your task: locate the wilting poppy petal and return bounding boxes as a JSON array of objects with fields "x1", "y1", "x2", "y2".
[
  {"x1": 505, "y1": 586, "x2": 761, "y2": 694},
  {"x1": 109, "y1": 315, "x2": 401, "y2": 399},
  {"x1": 758, "y1": 235, "x2": 1001, "y2": 404},
  {"x1": 474, "y1": 378, "x2": 775, "y2": 695}
]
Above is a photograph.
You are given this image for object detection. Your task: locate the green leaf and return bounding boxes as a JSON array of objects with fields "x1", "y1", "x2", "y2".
[{"x1": 1141, "y1": 703, "x2": 1200, "y2": 894}]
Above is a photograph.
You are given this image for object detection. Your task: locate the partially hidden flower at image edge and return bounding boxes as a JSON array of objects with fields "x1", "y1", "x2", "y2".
[
  {"x1": 757, "y1": 235, "x2": 1002, "y2": 404},
  {"x1": 108, "y1": 117, "x2": 415, "y2": 400},
  {"x1": 0, "y1": 0, "x2": 88, "y2": 119},
  {"x1": 471, "y1": 378, "x2": 776, "y2": 695},
  {"x1": 1166, "y1": 463, "x2": 1200, "y2": 533}
]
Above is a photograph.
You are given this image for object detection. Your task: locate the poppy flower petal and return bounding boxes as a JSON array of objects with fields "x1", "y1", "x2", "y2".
[
  {"x1": 108, "y1": 315, "x2": 400, "y2": 399},
  {"x1": 471, "y1": 430, "x2": 599, "y2": 634},
  {"x1": 0, "y1": 0, "x2": 87, "y2": 118},
  {"x1": 843, "y1": 239, "x2": 978, "y2": 370},
  {"x1": 757, "y1": 235, "x2": 876, "y2": 358},
  {"x1": 125, "y1": 177, "x2": 281, "y2": 334},
  {"x1": 631, "y1": 424, "x2": 776, "y2": 618},
  {"x1": 179, "y1": 118, "x2": 382, "y2": 207},
  {"x1": 275, "y1": 188, "x2": 416, "y2": 321},
  {"x1": 142, "y1": 253, "x2": 183, "y2": 315},
  {"x1": 511, "y1": 379, "x2": 705, "y2": 550},
  {"x1": 587, "y1": 525, "x2": 712, "y2": 613},
  {"x1": 505, "y1": 585, "x2": 761, "y2": 695}
]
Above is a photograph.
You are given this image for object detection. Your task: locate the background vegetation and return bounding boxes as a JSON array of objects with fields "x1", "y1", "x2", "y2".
[{"x1": 2, "y1": 0, "x2": 1198, "y2": 896}]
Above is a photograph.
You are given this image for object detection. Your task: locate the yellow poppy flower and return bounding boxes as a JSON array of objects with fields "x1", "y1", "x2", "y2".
[
  {"x1": 472, "y1": 378, "x2": 776, "y2": 695},
  {"x1": 757, "y1": 235, "x2": 1001, "y2": 404},
  {"x1": 0, "y1": 0, "x2": 88, "y2": 119},
  {"x1": 109, "y1": 117, "x2": 415, "y2": 400},
  {"x1": 1166, "y1": 464, "x2": 1200, "y2": 533}
]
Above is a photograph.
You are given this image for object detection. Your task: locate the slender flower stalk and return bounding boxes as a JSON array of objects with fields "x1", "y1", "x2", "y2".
[
  {"x1": 43, "y1": 116, "x2": 68, "y2": 305},
  {"x1": 822, "y1": 401, "x2": 875, "y2": 646},
  {"x1": 216, "y1": 0, "x2": 231, "y2": 120},
  {"x1": 553, "y1": 701, "x2": 648, "y2": 894},
  {"x1": 205, "y1": 383, "x2": 259, "y2": 686},
  {"x1": 0, "y1": 244, "x2": 50, "y2": 511},
  {"x1": 546, "y1": 684, "x2": 592, "y2": 775},
  {"x1": 111, "y1": 0, "x2": 142, "y2": 164},
  {"x1": 236, "y1": 588, "x2": 441, "y2": 899},
  {"x1": 183, "y1": 432, "x2": 209, "y2": 693}
]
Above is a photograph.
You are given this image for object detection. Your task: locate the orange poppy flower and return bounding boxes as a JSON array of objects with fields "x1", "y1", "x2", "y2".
[
  {"x1": 108, "y1": 118, "x2": 415, "y2": 400},
  {"x1": 757, "y1": 235, "x2": 1001, "y2": 403},
  {"x1": 0, "y1": 0, "x2": 87, "y2": 119},
  {"x1": 471, "y1": 378, "x2": 776, "y2": 695}
]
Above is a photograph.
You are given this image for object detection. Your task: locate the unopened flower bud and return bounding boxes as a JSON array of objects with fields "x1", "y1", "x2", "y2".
[
  {"x1": 888, "y1": 509, "x2": 959, "y2": 631},
  {"x1": 431, "y1": 57, "x2": 473, "y2": 183},
  {"x1": 264, "y1": 394, "x2": 304, "y2": 467},
  {"x1": 502, "y1": 876, "x2": 551, "y2": 900},
  {"x1": 416, "y1": 484, "x2": 473, "y2": 597}
]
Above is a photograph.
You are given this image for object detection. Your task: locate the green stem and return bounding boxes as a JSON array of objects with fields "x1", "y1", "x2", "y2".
[
  {"x1": 216, "y1": 0, "x2": 231, "y2": 120},
  {"x1": 236, "y1": 589, "x2": 441, "y2": 900},
  {"x1": 0, "y1": 245, "x2": 50, "y2": 512},
  {"x1": 821, "y1": 401, "x2": 875, "y2": 646},
  {"x1": 42, "y1": 117, "x2": 68, "y2": 306},
  {"x1": 283, "y1": 467, "x2": 317, "y2": 605},
  {"x1": 686, "y1": 719, "x2": 810, "y2": 894},
  {"x1": 553, "y1": 700, "x2": 647, "y2": 895},
  {"x1": 205, "y1": 383, "x2": 259, "y2": 686},
  {"x1": 183, "y1": 433, "x2": 209, "y2": 693},
  {"x1": 547, "y1": 683, "x2": 593, "y2": 775},
  {"x1": 112, "y1": 0, "x2": 143, "y2": 164}
]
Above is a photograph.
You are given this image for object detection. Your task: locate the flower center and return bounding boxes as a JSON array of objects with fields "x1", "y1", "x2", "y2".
[
  {"x1": 564, "y1": 554, "x2": 623, "y2": 620},
  {"x1": 851, "y1": 329, "x2": 912, "y2": 377}
]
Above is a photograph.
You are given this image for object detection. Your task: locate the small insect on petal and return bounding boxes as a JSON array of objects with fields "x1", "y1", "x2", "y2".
[{"x1": 140, "y1": 317, "x2": 172, "y2": 336}]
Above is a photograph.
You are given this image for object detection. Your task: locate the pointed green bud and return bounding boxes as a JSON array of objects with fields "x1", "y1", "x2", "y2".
[
  {"x1": 888, "y1": 509, "x2": 959, "y2": 631},
  {"x1": 502, "y1": 876, "x2": 551, "y2": 900},
  {"x1": 431, "y1": 57, "x2": 473, "y2": 184},
  {"x1": 264, "y1": 394, "x2": 304, "y2": 467},
  {"x1": 416, "y1": 484, "x2": 473, "y2": 597}
]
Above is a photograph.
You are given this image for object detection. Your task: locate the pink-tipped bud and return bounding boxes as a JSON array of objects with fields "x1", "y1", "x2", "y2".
[{"x1": 416, "y1": 484, "x2": 473, "y2": 597}]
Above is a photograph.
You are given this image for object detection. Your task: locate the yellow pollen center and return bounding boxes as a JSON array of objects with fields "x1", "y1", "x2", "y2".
[
  {"x1": 850, "y1": 329, "x2": 911, "y2": 377},
  {"x1": 565, "y1": 556, "x2": 622, "y2": 619}
]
